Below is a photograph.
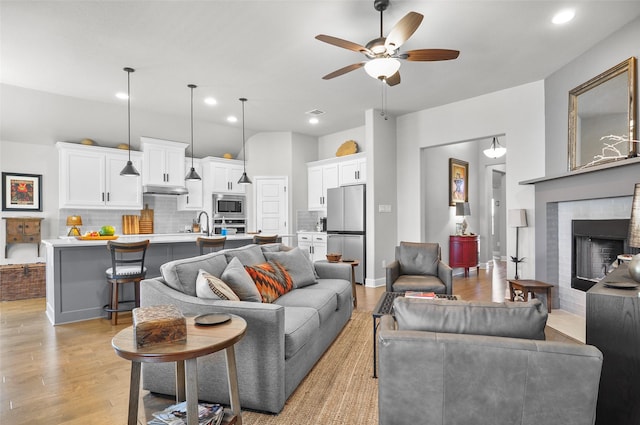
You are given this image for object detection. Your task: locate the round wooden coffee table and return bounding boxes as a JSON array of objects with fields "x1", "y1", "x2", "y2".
[{"x1": 112, "y1": 314, "x2": 247, "y2": 425}]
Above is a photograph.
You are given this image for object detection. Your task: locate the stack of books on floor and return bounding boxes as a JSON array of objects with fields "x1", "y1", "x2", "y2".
[{"x1": 148, "y1": 401, "x2": 224, "y2": 425}]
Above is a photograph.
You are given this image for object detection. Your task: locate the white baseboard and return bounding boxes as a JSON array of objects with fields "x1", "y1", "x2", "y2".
[{"x1": 365, "y1": 277, "x2": 385, "y2": 288}]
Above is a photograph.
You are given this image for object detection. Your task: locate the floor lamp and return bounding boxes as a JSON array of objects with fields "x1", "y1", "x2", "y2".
[{"x1": 509, "y1": 209, "x2": 528, "y2": 279}]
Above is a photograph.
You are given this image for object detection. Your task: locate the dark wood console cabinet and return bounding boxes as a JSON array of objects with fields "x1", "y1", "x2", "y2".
[
  {"x1": 4, "y1": 217, "x2": 43, "y2": 257},
  {"x1": 587, "y1": 264, "x2": 640, "y2": 425},
  {"x1": 449, "y1": 234, "x2": 479, "y2": 277}
]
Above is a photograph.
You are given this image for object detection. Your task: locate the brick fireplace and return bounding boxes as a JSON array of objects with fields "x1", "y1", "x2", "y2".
[{"x1": 527, "y1": 159, "x2": 640, "y2": 317}]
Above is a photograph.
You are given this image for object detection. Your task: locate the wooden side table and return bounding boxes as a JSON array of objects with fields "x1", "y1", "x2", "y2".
[
  {"x1": 343, "y1": 259, "x2": 360, "y2": 308},
  {"x1": 4, "y1": 217, "x2": 43, "y2": 257},
  {"x1": 508, "y1": 279, "x2": 553, "y2": 313},
  {"x1": 112, "y1": 315, "x2": 247, "y2": 425}
]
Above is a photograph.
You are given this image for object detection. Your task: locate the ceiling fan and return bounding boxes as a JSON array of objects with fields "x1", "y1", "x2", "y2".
[{"x1": 316, "y1": 0, "x2": 460, "y2": 86}]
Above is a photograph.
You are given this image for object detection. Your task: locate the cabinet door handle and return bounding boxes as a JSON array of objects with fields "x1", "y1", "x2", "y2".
[
  {"x1": 102, "y1": 192, "x2": 105, "y2": 201},
  {"x1": 107, "y1": 192, "x2": 110, "y2": 202},
  {"x1": 186, "y1": 195, "x2": 189, "y2": 204}
]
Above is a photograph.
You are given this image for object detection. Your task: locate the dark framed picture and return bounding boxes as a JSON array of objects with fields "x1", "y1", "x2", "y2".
[
  {"x1": 449, "y1": 158, "x2": 468, "y2": 206},
  {"x1": 2, "y1": 172, "x2": 43, "y2": 211}
]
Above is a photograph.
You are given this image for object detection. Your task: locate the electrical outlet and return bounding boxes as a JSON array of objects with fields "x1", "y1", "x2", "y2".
[{"x1": 378, "y1": 204, "x2": 392, "y2": 213}]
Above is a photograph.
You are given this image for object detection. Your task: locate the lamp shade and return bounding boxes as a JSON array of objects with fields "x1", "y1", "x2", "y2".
[
  {"x1": 483, "y1": 137, "x2": 507, "y2": 159},
  {"x1": 456, "y1": 202, "x2": 471, "y2": 216},
  {"x1": 628, "y1": 183, "x2": 640, "y2": 247},
  {"x1": 364, "y1": 58, "x2": 401, "y2": 80},
  {"x1": 66, "y1": 215, "x2": 83, "y2": 226},
  {"x1": 509, "y1": 209, "x2": 528, "y2": 228}
]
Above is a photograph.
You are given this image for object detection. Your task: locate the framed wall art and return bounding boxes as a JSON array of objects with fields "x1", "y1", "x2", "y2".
[
  {"x1": 2, "y1": 172, "x2": 43, "y2": 211},
  {"x1": 449, "y1": 158, "x2": 468, "y2": 206}
]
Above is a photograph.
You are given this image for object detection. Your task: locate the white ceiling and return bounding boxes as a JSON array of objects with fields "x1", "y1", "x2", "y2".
[{"x1": 2, "y1": 1, "x2": 640, "y2": 157}]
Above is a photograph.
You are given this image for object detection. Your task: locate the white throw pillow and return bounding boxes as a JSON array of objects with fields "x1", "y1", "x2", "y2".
[{"x1": 195, "y1": 269, "x2": 240, "y2": 301}]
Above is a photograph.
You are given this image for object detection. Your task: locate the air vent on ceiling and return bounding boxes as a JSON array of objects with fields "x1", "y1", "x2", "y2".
[{"x1": 305, "y1": 109, "x2": 325, "y2": 116}]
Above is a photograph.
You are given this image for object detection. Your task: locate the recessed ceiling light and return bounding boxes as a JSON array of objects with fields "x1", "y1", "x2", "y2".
[
  {"x1": 227, "y1": 116, "x2": 238, "y2": 123},
  {"x1": 115, "y1": 92, "x2": 128, "y2": 100},
  {"x1": 309, "y1": 117, "x2": 319, "y2": 125},
  {"x1": 552, "y1": 9, "x2": 575, "y2": 24},
  {"x1": 204, "y1": 97, "x2": 217, "y2": 106}
]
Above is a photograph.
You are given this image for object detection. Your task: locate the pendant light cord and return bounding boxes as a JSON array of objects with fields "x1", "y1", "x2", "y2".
[
  {"x1": 189, "y1": 84, "x2": 196, "y2": 168},
  {"x1": 126, "y1": 68, "x2": 132, "y2": 161},
  {"x1": 241, "y1": 98, "x2": 247, "y2": 173}
]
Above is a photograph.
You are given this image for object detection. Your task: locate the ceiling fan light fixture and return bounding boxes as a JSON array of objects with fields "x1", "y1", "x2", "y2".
[
  {"x1": 483, "y1": 137, "x2": 507, "y2": 159},
  {"x1": 364, "y1": 57, "x2": 400, "y2": 80}
]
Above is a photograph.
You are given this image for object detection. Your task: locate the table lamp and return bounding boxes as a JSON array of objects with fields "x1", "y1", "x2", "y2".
[
  {"x1": 66, "y1": 215, "x2": 83, "y2": 236},
  {"x1": 456, "y1": 202, "x2": 471, "y2": 235},
  {"x1": 627, "y1": 183, "x2": 640, "y2": 282},
  {"x1": 509, "y1": 209, "x2": 528, "y2": 279}
]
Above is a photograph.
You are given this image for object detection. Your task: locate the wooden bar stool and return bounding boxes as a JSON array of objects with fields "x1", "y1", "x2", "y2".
[
  {"x1": 104, "y1": 240, "x2": 149, "y2": 325},
  {"x1": 253, "y1": 234, "x2": 278, "y2": 245},
  {"x1": 196, "y1": 236, "x2": 226, "y2": 255}
]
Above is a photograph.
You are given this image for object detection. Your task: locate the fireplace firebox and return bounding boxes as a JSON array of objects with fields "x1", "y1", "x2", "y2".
[{"x1": 571, "y1": 219, "x2": 637, "y2": 291}]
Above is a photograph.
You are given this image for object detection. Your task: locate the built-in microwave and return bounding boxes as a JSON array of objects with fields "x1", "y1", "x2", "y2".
[{"x1": 213, "y1": 194, "x2": 245, "y2": 218}]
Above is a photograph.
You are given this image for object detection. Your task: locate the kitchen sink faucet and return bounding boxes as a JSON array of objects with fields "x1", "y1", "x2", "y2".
[{"x1": 197, "y1": 211, "x2": 210, "y2": 236}]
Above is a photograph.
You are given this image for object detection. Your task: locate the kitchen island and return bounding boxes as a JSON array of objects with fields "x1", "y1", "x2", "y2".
[{"x1": 42, "y1": 233, "x2": 256, "y2": 325}]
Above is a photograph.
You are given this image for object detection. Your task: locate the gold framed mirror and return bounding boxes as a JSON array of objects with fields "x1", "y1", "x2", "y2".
[{"x1": 568, "y1": 57, "x2": 637, "y2": 171}]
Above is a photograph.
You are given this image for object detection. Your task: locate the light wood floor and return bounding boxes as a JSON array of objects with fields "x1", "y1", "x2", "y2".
[{"x1": 0, "y1": 260, "x2": 575, "y2": 425}]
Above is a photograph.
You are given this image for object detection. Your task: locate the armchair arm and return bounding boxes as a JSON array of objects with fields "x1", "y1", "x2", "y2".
[
  {"x1": 437, "y1": 261, "x2": 453, "y2": 295},
  {"x1": 385, "y1": 260, "x2": 400, "y2": 292}
]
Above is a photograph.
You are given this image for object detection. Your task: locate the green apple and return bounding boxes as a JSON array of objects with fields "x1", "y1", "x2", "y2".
[{"x1": 99, "y1": 225, "x2": 115, "y2": 236}]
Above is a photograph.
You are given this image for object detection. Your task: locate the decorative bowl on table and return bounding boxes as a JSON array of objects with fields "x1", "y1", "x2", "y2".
[{"x1": 326, "y1": 253, "x2": 342, "y2": 263}]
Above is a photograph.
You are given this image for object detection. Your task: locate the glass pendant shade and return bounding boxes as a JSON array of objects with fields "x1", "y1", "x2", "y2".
[
  {"x1": 120, "y1": 67, "x2": 140, "y2": 176},
  {"x1": 237, "y1": 97, "x2": 252, "y2": 185},
  {"x1": 185, "y1": 84, "x2": 201, "y2": 181},
  {"x1": 364, "y1": 58, "x2": 401, "y2": 80},
  {"x1": 483, "y1": 137, "x2": 507, "y2": 159}
]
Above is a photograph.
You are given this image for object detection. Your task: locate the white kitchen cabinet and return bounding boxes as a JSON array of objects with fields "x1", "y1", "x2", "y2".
[
  {"x1": 297, "y1": 232, "x2": 327, "y2": 262},
  {"x1": 207, "y1": 157, "x2": 246, "y2": 194},
  {"x1": 307, "y1": 163, "x2": 338, "y2": 210},
  {"x1": 177, "y1": 158, "x2": 203, "y2": 211},
  {"x1": 140, "y1": 137, "x2": 188, "y2": 187},
  {"x1": 57, "y1": 142, "x2": 143, "y2": 209},
  {"x1": 339, "y1": 155, "x2": 366, "y2": 185}
]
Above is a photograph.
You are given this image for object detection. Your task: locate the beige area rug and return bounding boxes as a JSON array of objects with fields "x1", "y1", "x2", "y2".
[{"x1": 242, "y1": 309, "x2": 378, "y2": 425}]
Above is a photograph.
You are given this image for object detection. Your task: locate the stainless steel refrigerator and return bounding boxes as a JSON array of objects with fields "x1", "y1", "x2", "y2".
[{"x1": 326, "y1": 184, "x2": 366, "y2": 284}]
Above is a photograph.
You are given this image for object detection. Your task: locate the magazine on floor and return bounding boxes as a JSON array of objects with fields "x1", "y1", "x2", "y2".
[{"x1": 147, "y1": 401, "x2": 224, "y2": 425}]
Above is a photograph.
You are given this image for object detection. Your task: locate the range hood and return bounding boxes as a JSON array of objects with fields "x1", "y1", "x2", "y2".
[{"x1": 142, "y1": 185, "x2": 188, "y2": 195}]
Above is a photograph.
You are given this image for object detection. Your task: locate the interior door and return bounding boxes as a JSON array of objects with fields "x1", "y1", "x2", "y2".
[{"x1": 255, "y1": 176, "x2": 288, "y2": 237}]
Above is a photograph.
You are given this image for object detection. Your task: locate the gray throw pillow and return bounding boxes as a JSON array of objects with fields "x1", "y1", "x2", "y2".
[
  {"x1": 264, "y1": 247, "x2": 317, "y2": 288},
  {"x1": 160, "y1": 252, "x2": 228, "y2": 296},
  {"x1": 398, "y1": 242, "x2": 439, "y2": 276},
  {"x1": 221, "y1": 257, "x2": 262, "y2": 302},
  {"x1": 224, "y1": 244, "x2": 266, "y2": 266}
]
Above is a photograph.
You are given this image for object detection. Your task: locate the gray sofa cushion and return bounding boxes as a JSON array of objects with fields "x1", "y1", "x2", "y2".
[
  {"x1": 393, "y1": 297, "x2": 547, "y2": 340},
  {"x1": 398, "y1": 242, "x2": 439, "y2": 275},
  {"x1": 282, "y1": 307, "x2": 319, "y2": 359},
  {"x1": 275, "y1": 286, "x2": 337, "y2": 324},
  {"x1": 224, "y1": 244, "x2": 266, "y2": 266},
  {"x1": 160, "y1": 252, "x2": 228, "y2": 296},
  {"x1": 221, "y1": 257, "x2": 262, "y2": 302},
  {"x1": 264, "y1": 247, "x2": 317, "y2": 288},
  {"x1": 391, "y1": 275, "x2": 447, "y2": 293}
]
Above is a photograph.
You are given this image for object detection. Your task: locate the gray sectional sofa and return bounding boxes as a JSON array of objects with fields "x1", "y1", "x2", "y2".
[
  {"x1": 378, "y1": 297, "x2": 603, "y2": 425},
  {"x1": 139, "y1": 243, "x2": 353, "y2": 413}
]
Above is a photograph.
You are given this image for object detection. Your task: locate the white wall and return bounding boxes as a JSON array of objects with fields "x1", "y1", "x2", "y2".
[
  {"x1": 318, "y1": 126, "x2": 365, "y2": 160},
  {"x1": 396, "y1": 81, "x2": 545, "y2": 279}
]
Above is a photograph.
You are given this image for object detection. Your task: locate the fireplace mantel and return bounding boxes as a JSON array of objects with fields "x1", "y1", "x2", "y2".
[{"x1": 522, "y1": 156, "x2": 640, "y2": 186}]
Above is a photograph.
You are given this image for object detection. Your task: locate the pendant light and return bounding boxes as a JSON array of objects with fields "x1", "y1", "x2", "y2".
[
  {"x1": 483, "y1": 136, "x2": 507, "y2": 159},
  {"x1": 185, "y1": 84, "x2": 201, "y2": 181},
  {"x1": 237, "y1": 97, "x2": 252, "y2": 185},
  {"x1": 120, "y1": 67, "x2": 140, "y2": 176}
]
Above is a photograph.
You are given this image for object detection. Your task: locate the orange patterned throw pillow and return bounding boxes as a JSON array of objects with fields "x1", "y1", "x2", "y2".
[{"x1": 245, "y1": 261, "x2": 293, "y2": 303}]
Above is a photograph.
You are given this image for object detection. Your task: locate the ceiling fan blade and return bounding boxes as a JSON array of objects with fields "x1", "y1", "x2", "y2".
[
  {"x1": 322, "y1": 62, "x2": 365, "y2": 80},
  {"x1": 385, "y1": 12, "x2": 424, "y2": 51},
  {"x1": 315, "y1": 34, "x2": 372, "y2": 55},
  {"x1": 403, "y1": 49, "x2": 460, "y2": 61},
  {"x1": 385, "y1": 71, "x2": 401, "y2": 86}
]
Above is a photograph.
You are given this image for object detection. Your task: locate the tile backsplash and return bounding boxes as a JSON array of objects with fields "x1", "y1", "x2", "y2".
[
  {"x1": 59, "y1": 195, "x2": 203, "y2": 236},
  {"x1": 297, "y1": 210, "x2": 322, "y2": 232}
]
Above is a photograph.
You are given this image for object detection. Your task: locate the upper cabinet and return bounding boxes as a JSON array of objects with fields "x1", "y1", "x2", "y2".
[
  {"x1": 307, "y1": 163, "x2": 339, "y2": 210},
  {"x1": 177, "y1": 158, "x2": 203, "y2": 211},
  {"x1": 205, "y1": 157, "x2": 246, "y2": 194},
  {"x1": 307, "y1": 153, "x2": 365, "y2": 210},
  {"x1": 57, "y1": 142, "x2": 143, "y2": 209},
  {"x1": 339, "y1": 155, "x2": 366, "y2": 185},
  {"x1": 140, "y1": 137, "x2": 188, "y2": 187}
]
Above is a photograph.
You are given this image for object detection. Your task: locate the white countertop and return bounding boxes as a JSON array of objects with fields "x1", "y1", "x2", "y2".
[{"x1": 42, "y1": 233, "x2": 255, "y2": 247}]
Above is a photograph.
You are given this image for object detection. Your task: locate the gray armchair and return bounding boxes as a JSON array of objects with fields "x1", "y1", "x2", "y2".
[
  {"x1": 378, "y1": 298, "x2": 603, "y2": 425},
  {"x1": 386, "y1": 241, "x2": 453, "y2": 294}
]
